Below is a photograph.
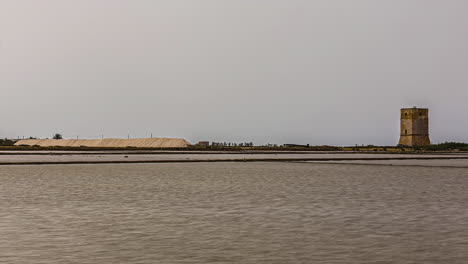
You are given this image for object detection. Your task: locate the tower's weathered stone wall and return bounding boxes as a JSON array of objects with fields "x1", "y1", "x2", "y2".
[{"x1": 399, "y1": 108, "x2": 430, "y2": 146}]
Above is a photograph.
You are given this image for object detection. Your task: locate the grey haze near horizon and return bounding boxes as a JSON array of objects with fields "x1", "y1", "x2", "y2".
[{"x1": 1, "y1": 0, "x2": 467, "y2": 146}]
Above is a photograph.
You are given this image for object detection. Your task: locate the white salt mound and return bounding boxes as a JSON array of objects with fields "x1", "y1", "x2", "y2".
[{"x1": 15, "y1": 138, "x2": 191, "y2": 148}]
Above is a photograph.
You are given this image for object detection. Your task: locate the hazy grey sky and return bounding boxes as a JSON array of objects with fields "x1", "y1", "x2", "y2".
[{"x1": 1, "y1": 0, "x2": 467, "y2": 145}]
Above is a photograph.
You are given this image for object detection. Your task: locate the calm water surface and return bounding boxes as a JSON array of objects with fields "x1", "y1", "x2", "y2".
[
  {"x1": 0, "y1": 162, "x2": 467, "y2": 263},
  {"x1": 0, "y1": 153, "x2": 466, "y2": 163}
]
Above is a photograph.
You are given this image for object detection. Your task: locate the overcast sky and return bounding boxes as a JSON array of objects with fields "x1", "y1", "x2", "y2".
[{"x1": 1, "y1": 0, "x2": 467, "y2": 146}]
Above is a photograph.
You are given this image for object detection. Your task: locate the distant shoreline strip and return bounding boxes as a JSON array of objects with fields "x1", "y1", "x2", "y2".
[{"x1": 1, "y1": 156, "x2": 468, "y2": 166}]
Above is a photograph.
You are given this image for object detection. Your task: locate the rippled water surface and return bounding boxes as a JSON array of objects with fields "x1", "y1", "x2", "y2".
[{"x1": 1, "y1": 162, "x2": 467, "y2": 263}]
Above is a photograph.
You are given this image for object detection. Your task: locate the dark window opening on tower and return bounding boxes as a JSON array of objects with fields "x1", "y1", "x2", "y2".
[{"x1": 405, "y1": 129, "x2": 408, "y2": 135}]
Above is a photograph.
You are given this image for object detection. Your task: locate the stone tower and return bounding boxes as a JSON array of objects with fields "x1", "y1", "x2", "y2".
[{"x1": 399, "y1": 107, "x2": 430, "y2": 146}]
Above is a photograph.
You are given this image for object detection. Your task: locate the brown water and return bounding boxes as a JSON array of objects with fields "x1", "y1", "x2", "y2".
[{"x1": 0, "y1": 162, "x2": 467, "y2": 263}]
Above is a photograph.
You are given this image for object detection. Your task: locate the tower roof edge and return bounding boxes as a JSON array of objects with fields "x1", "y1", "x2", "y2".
[{"x1": 401, "y1": 108, "x2": 429, "y2": 110}]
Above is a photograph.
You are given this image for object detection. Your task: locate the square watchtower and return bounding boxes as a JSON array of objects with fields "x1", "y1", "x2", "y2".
[{"x1": 399, "y1": 107, "x2": 430, "y2": 146}]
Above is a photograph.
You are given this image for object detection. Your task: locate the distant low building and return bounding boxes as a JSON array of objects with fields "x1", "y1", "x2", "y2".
[{"x1": 196, "y1": 141, "x2": 210, "y2": 146}]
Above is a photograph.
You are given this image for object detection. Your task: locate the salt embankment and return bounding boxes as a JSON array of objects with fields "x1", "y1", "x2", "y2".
[{"x1": 14, "y1": 138, "x2": 191, "y2": 148}]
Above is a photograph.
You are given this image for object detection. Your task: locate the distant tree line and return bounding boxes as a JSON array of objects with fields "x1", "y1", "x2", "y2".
[
  {"x1": 211, "y1": 142, "x2": 254, "y2": 147},
  {"x1": 0, "y1": 139, "x2": 16, "y2": 146},
  {"x1": 416, "y1": 142, "x2": 468, "y2": 151}
]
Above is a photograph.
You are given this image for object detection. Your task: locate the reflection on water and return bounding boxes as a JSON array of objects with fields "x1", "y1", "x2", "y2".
[{"x1": 0, "y1": 162, "x2": 467, "y2": 264}]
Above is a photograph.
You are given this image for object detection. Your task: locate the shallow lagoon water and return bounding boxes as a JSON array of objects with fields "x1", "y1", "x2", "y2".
[
  {"x1": 1, "y1": 162, "x2": 467, "y2": 263},
  {"x1": 0, "y1": 152, "x2": 466, "y2": 164}
]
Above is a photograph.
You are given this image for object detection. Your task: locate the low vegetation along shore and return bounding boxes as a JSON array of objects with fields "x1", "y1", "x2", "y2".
[{"x1": 0, "y1": 141, "x2": 468, "y2": 153}]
